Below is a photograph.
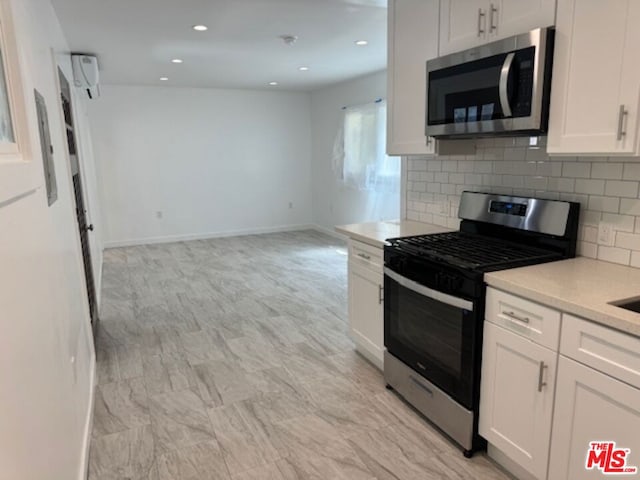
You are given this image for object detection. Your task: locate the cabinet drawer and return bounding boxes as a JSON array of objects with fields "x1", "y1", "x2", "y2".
[
  {"x1": 561, "y1": 314, "x2": 640, "y2": 389},
  {"x1": 486, "y1": 287, "x2": 561, "y2": 351},
  {"x1": 349, "y1": 239, "x2": 383, "y2": 273}
]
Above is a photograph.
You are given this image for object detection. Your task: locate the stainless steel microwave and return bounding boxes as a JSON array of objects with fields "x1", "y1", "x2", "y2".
[{"x1": 426, "y1": 27, "x2": 554, "y2": 138}]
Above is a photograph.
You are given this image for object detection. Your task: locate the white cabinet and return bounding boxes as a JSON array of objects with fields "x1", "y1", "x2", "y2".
[
  {"x1": 496, "y1": 0, "x2": 556, "y2": 41},
  {"x1": 548, "y1": 0, "x2": 640, "y2": 156},
  {"x1": 439, "y1": 0, "x2": 487, "y2": 57},
  {"x1": 548, "y1": 313, "x2": 640, "y2": 479},
  {"x1": 548, "y1": 357, "x2": 640, "y2": 480},
  {"x1": 479, "y1": 321, "x2": 557, "y2": 480},
  {"x1": 347, "y1": 240, "x2": 384, "y2": 369},
  {"x1": 439, "y1": 0, "x2": 556, "y2": 56},
  {"x1": 482, "y1": 289, "x2": 640, "y2": 479},
  {"x1": 386, "y1": 0, "x2": 439, "y2": 155}
]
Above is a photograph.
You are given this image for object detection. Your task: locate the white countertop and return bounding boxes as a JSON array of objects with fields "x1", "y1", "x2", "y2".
[
  {"x1": 485, "y1": 257, "x2": 640, "y2": 337},
  {"x1": 335, "y1": 220, "x2": 452, "y2": 248}
]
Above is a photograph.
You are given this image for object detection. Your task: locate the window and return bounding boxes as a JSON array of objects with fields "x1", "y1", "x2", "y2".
[
  {"x1": 0, "y1": 0, "x2": 29, "y2": 161},
  {"x1": 333, "y1": 100, "x2": 400, "y2": 193}
]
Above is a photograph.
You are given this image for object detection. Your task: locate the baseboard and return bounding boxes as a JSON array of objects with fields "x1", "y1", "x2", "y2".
[
  {"x1": 78, "y1": 352, "x2": 96, "y2": 480},
  {"x1": 311, "y1": 224, "x2": 349, "y2": 241},
  {"x1": 103, "y1": 223, "x2": 316, "y2": 249}
]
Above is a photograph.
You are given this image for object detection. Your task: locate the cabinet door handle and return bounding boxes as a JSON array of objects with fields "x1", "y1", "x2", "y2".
[
  {"x1": 538, "y1": 361, "x2": 548, "y2": 392},
  {"x1": 489, "y1": 4, "x2": 498, "y2": 32},
  {"x1": 378, "y1": 285, "x2": 384, "y2": 304},
  {"x1": 617, "y1": 104, "x2": 628, "y2": 141},
  {"x1": 477, "y1": 8, "x2": 486, "y2": 37},
  {"x1": 357, "y1": 253, "x2": 371, "y2": 260},
  {"x1": 502, "y1": 310, "x2": 530, "y2": 324}
]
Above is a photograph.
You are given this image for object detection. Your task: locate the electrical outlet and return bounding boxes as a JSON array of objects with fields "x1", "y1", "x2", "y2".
[
  {"x1": 598, "y1": 222, "x2": 615, "y2": 246},
  {"x1": 156, "y1": 211, "x2": 163, "y2": 219},
  {"x1": 288, "y1": 202, "x2": 293, "y2": 209}
]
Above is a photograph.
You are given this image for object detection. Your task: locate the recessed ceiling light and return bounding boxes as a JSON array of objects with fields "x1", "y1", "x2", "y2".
[
  {"x1": 160, "y1": 77, "x2": 169, "y2": 81},
  {"x1": 171, "y1": 58, "x2": 183, "y2": 64},
  {"x1": 355, "y1": 40, "x2": 368, "y2": 46},
  {"x1": 192, "y1": 25, "x2": 208, "y2": 31},
  {"x1": 268, "y1": 81, "x2": 279, "y2": 86},
  {"x1": 280, "y1": 35, "x2": 298, "y2": 45},
  {"x1": 298, "y1": 66, "x2": 310, "y2": 71}
]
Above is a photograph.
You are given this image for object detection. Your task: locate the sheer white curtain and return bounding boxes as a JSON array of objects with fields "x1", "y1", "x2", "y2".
[{"x1": 332, "y1": 100, "x2": 400, "y2": 193}]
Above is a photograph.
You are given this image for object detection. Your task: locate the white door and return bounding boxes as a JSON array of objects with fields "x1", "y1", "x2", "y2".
[
  {"x1": 479, "y1": 322, "x2": 557, "y2": 479},
  {"x1": 548, "y1": 356, "x2": 640, "y2": 480},
  {"x1": 492, "y1": 0, "x2": 556, "y2": 41},
  {"x1": 439, "y1": 0, "x2": 488, "y2": 56},
  {"x1": 548, "y1": 0, "x2": 640, "y2": 155},
  {"x1": 348, "y1": 261, "x2": 384, "y2": 366},
  {"x1": 387, "y1": 0, "x2": 439, "y2": 155}
]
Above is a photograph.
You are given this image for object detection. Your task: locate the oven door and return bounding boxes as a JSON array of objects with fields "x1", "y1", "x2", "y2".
[{"x1": 384, "y1": 267, "x2": 477, "y2": 409}]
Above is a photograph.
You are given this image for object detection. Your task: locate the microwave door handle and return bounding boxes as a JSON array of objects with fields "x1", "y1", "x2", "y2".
[
  {"x1": 499, "y1": 52, "x2": 515, "y2": 118},
  {"x1": 384, "y1": 267, "x2": 473, "y2": 311}
]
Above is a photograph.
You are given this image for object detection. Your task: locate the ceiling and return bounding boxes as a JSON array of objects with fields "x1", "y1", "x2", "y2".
[{"x1": 50, "y1": 0, "x2": 388, "y2": 92}]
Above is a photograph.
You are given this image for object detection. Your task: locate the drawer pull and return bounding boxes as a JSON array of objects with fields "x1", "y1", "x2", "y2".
[
  {"x1": 477, "y1": 8, "x2": 486, "y2": 36},
  {"x1": 489, "y1": 3, "x2": 498, "y2": 32},
  {"x1": 378, "y1": 285, "x2": 384, "y2": 304},
  {"x1": 617, "y1": 104, "x2": 628, "y2": 141},
  {"x1": 410, "y1": 376, "x2": 434, "y2": 396},
  {"x1": 357, "y1": 253, "x2": 372, "y2": 260},
  {"x1": 502, "y1": 310, "x2": 530, "y2": 324},
  {"x1": 538, "y1": 361, "x2": 548, "y2": 392}
]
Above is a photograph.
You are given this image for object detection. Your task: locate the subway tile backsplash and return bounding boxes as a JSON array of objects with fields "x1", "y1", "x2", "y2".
[{"x1": 404, "y1": 137, "x2": 640, "y2": 268}]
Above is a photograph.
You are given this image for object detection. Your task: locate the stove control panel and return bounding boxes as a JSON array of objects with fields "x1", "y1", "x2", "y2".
[{"x1": 489, "y1": 200, "x2": 528, "y2": 216}]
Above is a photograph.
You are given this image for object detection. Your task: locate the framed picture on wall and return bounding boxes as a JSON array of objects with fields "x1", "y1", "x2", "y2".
[{"x1": 0, "y1": 0, "x2": 30, "y2": 162}]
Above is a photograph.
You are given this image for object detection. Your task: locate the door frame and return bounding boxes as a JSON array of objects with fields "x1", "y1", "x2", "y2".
[{"x1": 54, "y1": 59, "x2": 100, "y2": 330}]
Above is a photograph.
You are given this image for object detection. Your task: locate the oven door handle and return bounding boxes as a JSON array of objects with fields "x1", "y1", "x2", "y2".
[
  {"x1": 384, "y1": 267, "x2": 474, "y2": 311},
  {"x1": 499, "y1": 52, "x2": 515, "y2": 118}
]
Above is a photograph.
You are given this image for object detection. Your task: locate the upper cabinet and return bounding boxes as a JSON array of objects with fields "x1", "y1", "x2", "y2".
[
  {"x1": 547, "y1": 0, "x2": 640, "y2": 156},
  {"x1": 439, "y1": 0, "x2": 489, "y2": 55},
  {"x1": 497, "y1": 0, "x2": 557, "y2": 42},
  {"x1": 386, "y1": 0, "x2": 439, "y2": 156},
  {"x1": 439, "y1": 0, "x2": 556, "y2": 56}
]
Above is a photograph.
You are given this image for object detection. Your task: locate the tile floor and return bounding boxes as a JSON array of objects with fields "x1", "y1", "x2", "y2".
[{"x1": 90, "y1": 230, "x2": 512, "y2": 479}]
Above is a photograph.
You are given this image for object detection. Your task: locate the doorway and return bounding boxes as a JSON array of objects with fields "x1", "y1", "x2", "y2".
[{"x1": 58, "y1": 68, "x2": 99, "y2": 329}]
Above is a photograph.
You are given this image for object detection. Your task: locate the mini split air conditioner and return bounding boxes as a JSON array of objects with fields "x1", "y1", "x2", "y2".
[{"x1": 71, "y1": 54, "x2": 100, "y2": 99}]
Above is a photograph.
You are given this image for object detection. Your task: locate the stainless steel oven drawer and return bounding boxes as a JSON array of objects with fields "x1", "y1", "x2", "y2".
[{"x1": 384, "y1": 351, "x2": 474, "y2": 451}]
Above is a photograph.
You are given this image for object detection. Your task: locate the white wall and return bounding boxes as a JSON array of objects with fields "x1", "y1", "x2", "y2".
[
  {"x1": 88, "y1": 85, "x2": 313, "y2": 247},
  {"x1": 310, "y1": 70, "x2": 400, "y2": 232},
  {"x1": 0, "y1": 0, "x2": 101, "y2": 478}
]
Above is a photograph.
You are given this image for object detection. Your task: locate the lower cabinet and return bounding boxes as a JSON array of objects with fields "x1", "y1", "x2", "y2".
[
  {"x1": 479, "y1": 321, "x2": 557, "y2": 480},
  {"x1": 548, "y1": 356, "x2": 640, "y2": 480},
  {"x1": 348, "y1": 240, "x2": 384, "y2": 369},
  {"x1": 482, "y1": 288, "x2": 640, "y2": 479}
]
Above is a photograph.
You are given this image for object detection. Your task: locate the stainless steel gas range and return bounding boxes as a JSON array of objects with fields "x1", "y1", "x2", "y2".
[{"x1": 383, "y1": 191, "x2": 580, "y2": 457}]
